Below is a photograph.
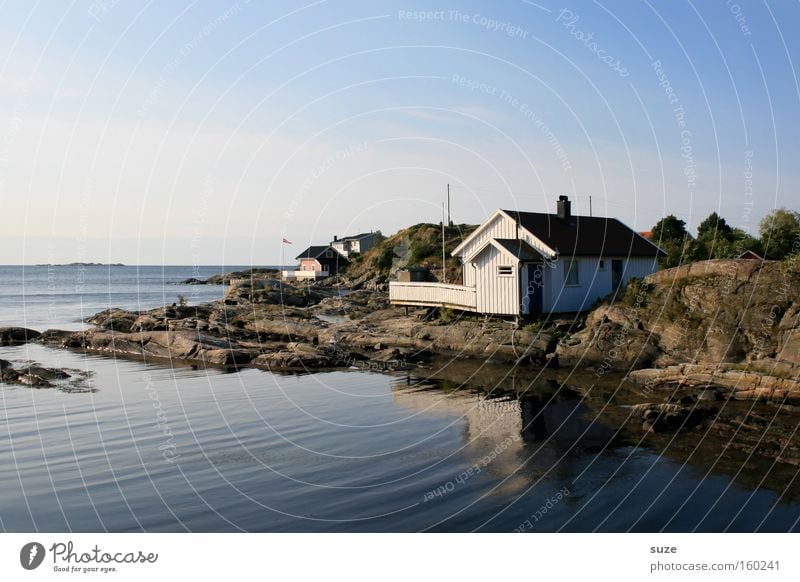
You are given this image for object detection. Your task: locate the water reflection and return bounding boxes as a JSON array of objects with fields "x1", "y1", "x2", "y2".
[{"x1": 390, "y1": 373, "x2": 624, "y2": 502}]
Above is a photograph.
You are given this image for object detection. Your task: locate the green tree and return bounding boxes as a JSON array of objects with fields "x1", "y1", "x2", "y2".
[
  {"x1": 651, "y1": 215, "x2": 701, "y2": 267},
  {"x1": 759, "y1": 208, "x2": 800, "y2": 259},
  {"x1": 697, "y1": 212, "x2": 733, "y2": 241},
  {"x1": 696, "y1": 212, "x2": 732, "y2": 258}
]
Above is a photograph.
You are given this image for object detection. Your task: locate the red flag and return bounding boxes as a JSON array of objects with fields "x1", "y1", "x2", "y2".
[{"x1": 282, "y1": 238, "x2": 292, "y2": 244}]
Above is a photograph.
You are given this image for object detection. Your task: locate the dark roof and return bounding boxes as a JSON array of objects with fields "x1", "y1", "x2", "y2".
[
  {"x1": 737, "y1": 250, "x2": 764, "y2": 260},
  {"x1": 501, "y1": 210, "x2": 666, "y2": 257},
  {"x1": 493, "y1": 239, "x2": 547, "y2": 261},
  {"x1": 335, "y1": 232, "x2": 374, "y2": 243},
  {"x1": 296, "y1": 245, "x2": 335, "y2": 260}
]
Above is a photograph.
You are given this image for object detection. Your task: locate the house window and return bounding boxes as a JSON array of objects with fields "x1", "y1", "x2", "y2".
[
  {"x1": 497, "y1": 265, "x2": 514, "y2": 277},
  {"x1": 325, "y1": 250, "x2": 333, "y2": 258},
  {"x1": 564, "y1": 259, "x2": 579, "y2": 286},
  {"x1": 598, "y1": 259, "x2": 606, "y2": 271}
]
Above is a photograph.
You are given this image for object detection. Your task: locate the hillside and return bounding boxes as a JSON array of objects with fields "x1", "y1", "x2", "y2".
[{"x1": 342, "y1": 222, "x2": 477, "y2": 288}]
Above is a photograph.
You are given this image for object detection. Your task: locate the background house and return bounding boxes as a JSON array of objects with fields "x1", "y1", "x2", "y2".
[
  {"x1": 390, "y1": 196, "x2": 665, "y2": 316},
  {"x1": 282, "y1": 245, "x2": 349, "y2": 281},
  {"x1": 331, "y1": 232, "x2": 377, "y2": 258}
]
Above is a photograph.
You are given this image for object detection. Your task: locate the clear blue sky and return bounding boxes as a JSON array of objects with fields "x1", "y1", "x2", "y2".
[{"x1": 1, "y1": 0, "x2": 797, "y2": 264}]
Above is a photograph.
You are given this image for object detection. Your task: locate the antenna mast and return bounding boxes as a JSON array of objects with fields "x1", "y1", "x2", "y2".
[{"x1": 441, "y1": 202, "x2": 447, "y2": 284}]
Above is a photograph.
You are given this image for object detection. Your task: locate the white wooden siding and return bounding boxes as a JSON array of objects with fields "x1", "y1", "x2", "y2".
[
  {"x1": 474, "y1": 245, "x2": 519, "y2": 315},
  {"x1": 458, "y1": 213, "x2": 516, "y2": 260},
  {"x1": 545, "y1": 256, "x2": 659, "y2": 313},
  {"x1": 624, "y1": 256, "x2": 660, "y2": 280},
  {"x1": 389, "y1": 282, "x2": 477, "y2": 310},
  {"x1": 463, "y1": 262, "x2": 475, "y2": 287}
]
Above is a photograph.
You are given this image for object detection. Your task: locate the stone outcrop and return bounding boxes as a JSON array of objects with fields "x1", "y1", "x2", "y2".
[
  {"x1": 628, "y1": 364, "x2": 800, "y2": 404},
  {"x1": 0, "y1": 359, "x2": 92, "y2": 391},
  {"x1": 0, "y1": 327, "x2": 41, "y2": 346},
  {"x1": 558, "y1": 259, "x2": 800, "y2": 375}
]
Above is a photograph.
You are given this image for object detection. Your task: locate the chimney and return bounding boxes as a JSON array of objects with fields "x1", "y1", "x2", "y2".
[
  {"x1": 557, "y1": 195, "x2": 571, "y2": 221},
  {"x1": 333, "y1": 235, "x2": 338, "y2": 241}
]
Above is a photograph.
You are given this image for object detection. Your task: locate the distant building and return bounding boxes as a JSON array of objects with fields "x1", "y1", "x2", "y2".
[
  {"x1": 282, "y1": 245, "x2": 349, "y2": 281},
  {"x1": 737, "y1": 249, "x2": 764, "y2": 261},
  {"x1": 390, "y1": 196, "x2": 666, "y2": 316},
  {"x1": 330, "y1": 232, "x2": 377, "y2": 258}
]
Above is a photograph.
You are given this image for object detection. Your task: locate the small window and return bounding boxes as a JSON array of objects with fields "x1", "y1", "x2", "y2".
[
  {"x1": 598, "y1": 259, "x2": 606, "y2": 271},
  {"x1": 564, "y1": 259, "x2": 579, "y2": 286},
  {"x1": 497, "y1": 265, "x2": 514, "y2": 277},
  {"x1": 325, "y1": 250, "x2": 333, "y2": 258}
]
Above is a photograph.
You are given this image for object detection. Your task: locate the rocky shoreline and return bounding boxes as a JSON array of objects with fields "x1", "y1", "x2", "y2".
[{"x1": 2, "y1": 259, "x2": 800, "y2": 452}]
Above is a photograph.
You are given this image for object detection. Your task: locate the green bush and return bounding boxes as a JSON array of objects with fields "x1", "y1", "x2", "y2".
[
  {"x1": 408, "y1": 240, "x2": 437, "y2": 266},
  {"x1": 439, "y1": 307, "x2": 455, "y2": 324},
  {"x1": 375, "y1": 245, "x2": 395, "y2": 272}
]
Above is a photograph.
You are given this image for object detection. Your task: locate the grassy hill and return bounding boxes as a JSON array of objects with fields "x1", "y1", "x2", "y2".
[{"x1": 342, "y1": 222, "x2": 477, "y2": 287}]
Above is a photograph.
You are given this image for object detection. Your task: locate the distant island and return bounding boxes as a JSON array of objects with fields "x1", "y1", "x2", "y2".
[{"x1": 35, "y1": 262, "x2": 125, "y2": 267}]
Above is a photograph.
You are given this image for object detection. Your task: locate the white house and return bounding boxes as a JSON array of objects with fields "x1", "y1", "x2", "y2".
[
  {"x1": 331, "y1": 232, "x2": 377, "y2": 258},
  {"x1": 389, "y1": 196, "x2": 665, "y2": 316}
]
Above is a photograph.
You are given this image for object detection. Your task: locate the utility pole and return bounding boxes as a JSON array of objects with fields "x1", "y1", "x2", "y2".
[
  {"x1": 589, "y1": 195, "x2": 593, "y2": 217},
  {"x1": 441, "y1": 202, "x2": 447, "y2": 284},
  {"x1": 447, "y1": 183, "x2": 452, "y2": 227}
]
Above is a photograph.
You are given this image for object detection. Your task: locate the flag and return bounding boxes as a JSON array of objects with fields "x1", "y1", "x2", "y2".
[{"x1": 282, "y1": 238, "x2": 292, "y2": 244}]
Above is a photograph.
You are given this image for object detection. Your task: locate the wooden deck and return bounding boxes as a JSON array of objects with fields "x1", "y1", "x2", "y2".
[{"x1": 389, "y1": 281, "x2": 477, "y2": 311}]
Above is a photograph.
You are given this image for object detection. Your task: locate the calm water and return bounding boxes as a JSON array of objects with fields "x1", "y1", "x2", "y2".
[
  {"x1": 0, "y1": 265, "x2": 254, "y2": 331},
  {"x1": 1, "y1": 267, "x2": 800, "y2": 532}
]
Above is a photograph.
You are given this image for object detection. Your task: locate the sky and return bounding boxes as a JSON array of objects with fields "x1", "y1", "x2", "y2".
[{"x1": 0, "y1": 0, "x2": 798, "y2": 265}]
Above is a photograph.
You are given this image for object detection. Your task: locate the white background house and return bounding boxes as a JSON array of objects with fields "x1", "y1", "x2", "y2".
[
  {"x1": 331, "y1": 232, "x2": 377, "y2": 258},
  {"x1": 390, "y1": 196, "x2": 665, "y2": 316}
]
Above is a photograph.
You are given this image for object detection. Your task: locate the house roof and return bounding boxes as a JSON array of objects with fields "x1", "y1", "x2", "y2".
[
  {"x1": 333, "y1": 232, "x2": 374, "y2": 243},
  {"x1": 501, "y1": 210, "x2": 666, "y2": 257},
  {"x1": 493, "y1": 239, "x2": 548, "y2": 261},
  {"x1": 296, "y1": 245, "x2": 337, "y2": 260},
  {"x1": 737, "y1": 249, "x2": 764, "y2": 260}
]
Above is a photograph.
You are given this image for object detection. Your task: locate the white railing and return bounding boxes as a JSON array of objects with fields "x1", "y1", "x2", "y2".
[
  {"x1": 281, "y1": 270, "x2": 329, "y2": 281},
  {"x1": 389, "y1": 282, "x2": 477, "y2": 311}
]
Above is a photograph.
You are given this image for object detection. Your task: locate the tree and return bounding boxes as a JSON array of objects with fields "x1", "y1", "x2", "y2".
[
  {"x1": 651, "y1": 215, "x2": 700, "y2": 267},
  {"x1": 695, "y1": 212, "x2": 733, "y2": 258},
  {"x1": 697, "y1": 212, "x2": 733, "y2": 241},
  {"x1": 759, "y1": 208, "x2": 800, "y2": 259}
]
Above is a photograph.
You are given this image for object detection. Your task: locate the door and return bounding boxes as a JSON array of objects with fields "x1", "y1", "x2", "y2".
[
  {"x1": 611, "y1": 259, "x2": 624, "y2": 292},
  {"x1": 525, "y1": 263, "x2": 544, "y2": 314}
]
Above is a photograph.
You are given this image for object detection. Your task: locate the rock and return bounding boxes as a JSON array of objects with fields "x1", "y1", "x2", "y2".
[
  {"x1": 2, "y1": 365, "x2": 72, "y2": 388},
  {"x1": 0, "y1": 327, "x2": 41, "y2": 346},
  {"x1": 629, "y1": 402, "x2": 716, "y2": 433},
  {"x1": 86, "y1": 308, "x2": 139, "y2": 333},
  {"x1": 0, "y1": 358, "x2": 11, "y2": 370}
]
